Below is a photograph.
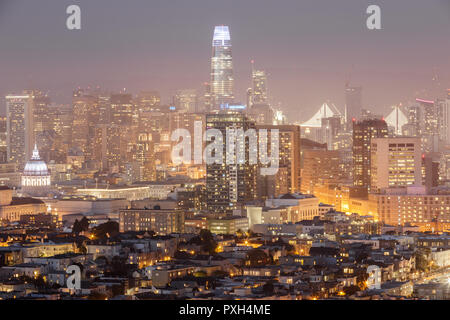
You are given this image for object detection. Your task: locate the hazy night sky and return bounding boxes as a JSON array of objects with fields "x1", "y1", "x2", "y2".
[{"x1": 0, "y1": 0, "x2": 449, "y2": 121}]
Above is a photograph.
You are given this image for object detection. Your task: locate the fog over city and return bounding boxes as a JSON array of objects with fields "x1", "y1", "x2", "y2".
[
  {"x1": 1, "y1": 0, "x2": 450, "y2": 304},
  {"x1": 1, "y1": 0, "x2": 449, "y2": 121}
]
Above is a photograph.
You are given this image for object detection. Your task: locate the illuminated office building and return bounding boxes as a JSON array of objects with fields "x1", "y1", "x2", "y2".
[
  {"x1": 206, "y1": 112, "x2": 256, "y2": 213},
  {"x1": 257, "y1": 125, "x2": 301, "y2": 197},
  {"x1": 251, "y1": 65, "x2": 268, "y2": 105},
  {"x1": 202, "y1": 82, "x2": 214, "y2": 113},
  {"x1": 369, "y1": 187, "x2": 450, "y2": 231},
  {"x1": 402, "y1": 105, "x2": 421, "y2": 137},
  {"x1": 352, "y1": 119, "x2": 388, "y2": 190},
  {"x1": 137, "y1": 91, "x2": 161, "y2": 112},
  {"x1": 72, "y1": 90, "x2": 98, "y2": 158},
  {"x1": 119, "y1": 208, "x2": 185, "y2": 235},
  {"x1": 301, "y1": 149, "x2": 342, "y2": 195},
  {"x1": 417, "y1": 98, "x2": 439, "y2": 153},
  {"x1": 210, "y1": 26, "x2": 234, "y2": 108},
  {"x1": 6, "y1": 94, "x2": 35, "y2": 170},
  {"x1": 437, "y1": 92, "x2": 450, "y2": 144},
  {"x1": 111, "y1": 93, "x2": 134, "y2": 126},
  {"x1": 29, "y1": 90, "x2": 52, "y2": 162},
  {"x1": 370, "y1": 137, "x2": 422, "y2": 192}
]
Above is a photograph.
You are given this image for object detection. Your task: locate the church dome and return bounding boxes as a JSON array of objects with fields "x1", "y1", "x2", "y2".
[{"x1": 23, "y1": 145, "x2": 49, "y2": 176}]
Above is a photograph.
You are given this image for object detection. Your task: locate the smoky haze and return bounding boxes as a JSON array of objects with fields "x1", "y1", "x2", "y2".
[{"x1": 0, "y1": 0, "x2": 449, "y2": 121}]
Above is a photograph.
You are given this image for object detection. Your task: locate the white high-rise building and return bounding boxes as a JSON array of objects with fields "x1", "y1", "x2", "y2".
[
  {"x1": 251, "y1": 63, "x2": 268, "y2": 105},
  {"x1": 210, "y1": 26, "x2": 234, "y2": 108},
  {"x1": 370, "y1": 137, "x2": 422, "y2": 191},
  {"x1": 438, "y1": 89, "x2": 450, "y2": 144}
]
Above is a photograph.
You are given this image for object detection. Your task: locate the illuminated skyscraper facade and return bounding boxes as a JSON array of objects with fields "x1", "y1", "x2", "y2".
[
  {"x1": 370, "y1": 137, "x2": 422, "y2": 192},
  {"x1": 352, "y1": 119, "x2": 388, "y2": 190},
  {"x1": 210, "y1": 26, "x2": 234, "y2": 108},
  {"x1": 6, "y1": 94, "x2": 35, "y2": 170},
  {"x1": 252, "y1": 68, "x2": 268, "y2": 105},
  {"x1": 257, "y1": 124, "x2": 301, "y2": 197},
  {"x1": 206, "y1": 112, "x2": 257, "y2": 213}
]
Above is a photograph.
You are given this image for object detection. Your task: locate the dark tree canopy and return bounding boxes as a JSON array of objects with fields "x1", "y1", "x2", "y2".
[
  {"x1": 92, "y1": 221, "x2": 119, "y2": 239},
  {"x1": 245, "y1": 249, "x2": 270, "y2": 266}
]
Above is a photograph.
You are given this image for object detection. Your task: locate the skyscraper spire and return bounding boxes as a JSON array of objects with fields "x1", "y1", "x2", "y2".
[{"x1": 211, "y1": 26, "x2": 234, "y2": 108}]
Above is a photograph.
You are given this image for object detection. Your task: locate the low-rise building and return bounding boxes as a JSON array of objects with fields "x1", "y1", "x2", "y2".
[
  {"x1": 119, "y1": 208, "x2": 185, "y2": 235},
  {"x1": 207, "y1": 216, "x2": 249, "y2": 235}
]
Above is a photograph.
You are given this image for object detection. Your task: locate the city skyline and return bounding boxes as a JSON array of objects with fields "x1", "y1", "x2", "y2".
[
  {"x1": 1, "y1": 0, "x2": 450, "y2": 122},
  {"x1": 1, "y1": 1, "x2": 450, "y2": 303}
]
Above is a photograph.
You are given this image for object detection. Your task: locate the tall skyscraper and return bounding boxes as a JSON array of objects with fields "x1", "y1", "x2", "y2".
[
  {"x1": 345, "y1": 85, "x2": 362, "y2": 127},
  {"x1": 402, "y1": 105, "x2": 421, "y2": 137},
  {"x1": 72, "y1": 89, "x2": 97, "y2": 157},
  {"x1": 110, "y1": 93, "x2": 134, "y2": 126},
  {"x1": 352, "y1": 119, "x2": 388, "y2": 190},
  {"x1": 257, "y1": 124, "x2": 301, "y2": 197},
  {"x1": 251, "y1": 64, "x2": 268, "y2": 105},
  {"x1": 6, "y1": 94, "x2": 35, "y2": 170},
  {"x1": 446, "y1": 89, "x2": 450, "y2": 143},
  {"x1": 206, "y1": 111, "x2": 256, "y2": 213},
  {"x1": 210, "y1": 26, "x2": 234, "y2": 108},
  {"x1": 417, "y1": 98, "x2": 439, "y2": 153},
  {"x1": 437, "y1": 91, "x2": 450, "y2": 144}
]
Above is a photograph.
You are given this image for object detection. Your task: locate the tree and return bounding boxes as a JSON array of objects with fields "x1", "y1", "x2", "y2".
[
  {"x1": 355, "y1": 252, "x2": 369, "y2": 264},
  {"x1": 174, "y1": 250, "x2": 192, "y2": 260},
  {"x1": 33, "y1": 275, "x2": 47, "y2": 290},
  {"x1": 262, "y1": 281, "x2": 274, "y2": 295},
  {"x1": 106, "y1": 256, "x2": 130, "y2": 277},
  {"x1": 76, "y1": 242, "x2": 87, "y2": 255},
  {"x1": 92, "y1": 221, "x2": 119, "y2": 239},
  {"x1": 111, "y1": 284, "x2": 125, "y2": 297},
  {"x1": 356, "y1": 272, "x2": 369, "y2": 290},
  {"x1": 79, "y1": 217, "x2": 90, "y2": 231},
  {"x1": 72, "y1": 219, "x2": 81, "y2": 234},
  {"x1": 247, "y1": 229, "x2": 257, "y2": 238},
  {"x1": 95, "y1": 256, "x2": 108, "y2": 266},
  {"x1": 415, "y1": 248, "x2": 431, "y2": 272},
  {"x1": 199, "y1": 229, "x2": 217, "y2": 255},
  {"x1": 273, "y1": 238, "x2": 294, "y2": 254},
  {"x1": 343, "y1": 285, "x2": 361, "y2": 296},
  {"x1": 245, "y1": 249, "x2": 270, "y2": 266},
  {"x1": 73, "y1": 217, "x2": 90, "y2": 234}
]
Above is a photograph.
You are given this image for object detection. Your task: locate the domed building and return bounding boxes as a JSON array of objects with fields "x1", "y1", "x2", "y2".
[{"x1": 21, "y1": 144, "x2": 51, "y2": 196}]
